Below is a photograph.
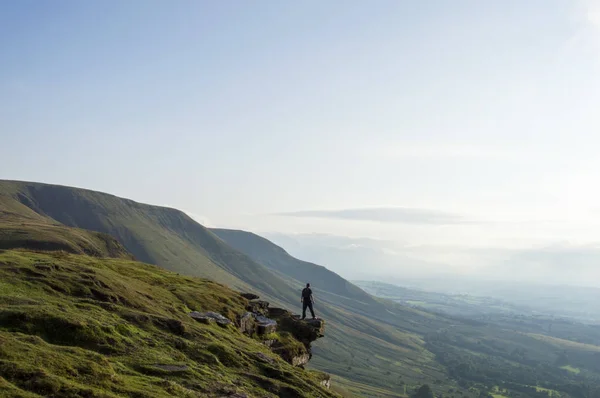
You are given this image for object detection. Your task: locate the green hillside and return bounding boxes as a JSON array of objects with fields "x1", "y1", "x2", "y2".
[
  {"x1": 0, "y1": 180, "x2": 452, "y2": 396},
  {"x1": 0, "y1": 195, "x2": 132, "y2": 260},
  {"x1": 0, "y1": 248, "x2": 336, "y2": 397},
  {"x1": 0, "y1": 180, "x2": 295, "y2": 306}
]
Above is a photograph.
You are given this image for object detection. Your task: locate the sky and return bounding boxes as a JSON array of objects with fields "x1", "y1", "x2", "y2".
[{"x1": 2, "y1": 1, "x2": 600, "y2": 285}]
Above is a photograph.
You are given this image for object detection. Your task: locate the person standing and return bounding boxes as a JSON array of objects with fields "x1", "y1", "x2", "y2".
[{"x1": 301, "y1": 283, "x2": 316, "y2": 320}]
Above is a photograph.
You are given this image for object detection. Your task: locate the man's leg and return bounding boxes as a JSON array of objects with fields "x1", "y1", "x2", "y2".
[
  {"x1": 302, "y1": 302, "x2": 308, "y2": 319},
  {"x1": 308, "y1": 302, "x2": 315, "y2": 319}
]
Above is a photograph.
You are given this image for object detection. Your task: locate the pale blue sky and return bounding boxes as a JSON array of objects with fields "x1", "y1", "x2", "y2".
[{"x1": 3, "y1": 1, "x2": 600, "y2": 281}]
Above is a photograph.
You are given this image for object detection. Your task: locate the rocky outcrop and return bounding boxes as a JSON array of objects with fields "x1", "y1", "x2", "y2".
[
  {"x1": 240, "y1": 292, "x2": 260, "y2": 300},
  {"x1": 187, "y1": 296, "x2": 327, "y2": 377},
  {"x1": 255, "y1": 315, "x2": 277, "y2": 334},
  {"x1": 288, "y1": 352, "x2": 310, "y2": 367},
  {"x1": 236, "y1": 292, "x2": 328, "y2": 376},
  {"x1": 245, "y1": 299, "x2": 269, "y2": 315},
  {"x1": 237, "y1": 312, "x2": 256, "y2": 335},
  {"x1": 189, "y1": 311, "x2": 232, "y2": 327},
  {"x1": 268, "y1": 308, "x2": 325, "y2": 363},
  {"x1": 319, "y1": 375, "x2": 332, "y2": 389}
]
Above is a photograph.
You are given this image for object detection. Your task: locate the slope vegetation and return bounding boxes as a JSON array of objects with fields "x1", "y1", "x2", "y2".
[
  {"x1": 0, "y1": 249, "x2": 336, "y2": 397},
  {"x1": 0, "y1": 195, "x2": 131, "y2": 259}
]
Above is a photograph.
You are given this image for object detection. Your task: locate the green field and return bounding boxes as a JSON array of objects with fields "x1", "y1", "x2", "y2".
[{"x1": 560, "y1": 365, "x2": 581, "y2": 374}]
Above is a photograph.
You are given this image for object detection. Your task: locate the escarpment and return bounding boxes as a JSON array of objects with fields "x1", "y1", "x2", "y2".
[{"x1": 190, "y1": 293, "x2": 328, "y2": 375}]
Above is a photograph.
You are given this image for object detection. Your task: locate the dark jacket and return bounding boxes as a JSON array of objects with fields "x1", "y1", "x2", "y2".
[{"x1": 301, "y1": 287, "x2": 313, "y2": 303}]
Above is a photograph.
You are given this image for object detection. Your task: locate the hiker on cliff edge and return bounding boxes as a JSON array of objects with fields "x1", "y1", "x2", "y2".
[{"x1": 301, "y1": 283, "x2": 316, "y2": 320}]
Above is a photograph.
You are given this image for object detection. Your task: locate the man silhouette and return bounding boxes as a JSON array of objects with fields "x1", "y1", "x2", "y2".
[{"x1": 301, "y1": 283, "x2": 316, "y2": 320}]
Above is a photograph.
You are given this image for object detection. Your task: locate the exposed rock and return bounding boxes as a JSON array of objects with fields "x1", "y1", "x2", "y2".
[
  {"x1": 262, "y1": 339, "x2": 276, "y2": 348},
  {"x1": 319, "y1": 375, "x2": 331, "y2": 389},
  {"x1": 270, "y1": 338, "x2": 310, "y2": 368},
  {"x1": 236, "y1": 301, "x2": 327, "y2": 369},
  {"x1": 267, "y1": 311, "x2": 326, "y2": 365},
  {"x1": 290, "y1": 353, "x2": 310, "y2": 367},
  {"x1": 267, "y1": 307, "x2": 289, "y2": 318},
  {"x1": 255, "y1": 315, "x2": 277, "y2": 335},
  {"x1": 285, "y1": 316, "x2": 325, "y2": 342},
  {"x1": 216, "y1": 320, "x2": 231, "y2": 328},
  {"x1": 189, "y1": 311, "x2": 232, "y2": 327},
  {"x1": 240, "y1": 292, "x2": 260, "y2": 300},
  {"x1": 246, "y1": 300, "x2": 269, "y2": 315},
  {"x1": 237, "y1": 312, "x2": 256, "y2": 335},
  {"x1": 276, "y1": 315, "x2": 324, "y2": 343},
  {"x1": 254, "y1": 352, "x2": 275, "y2": 365},
  {"x1": 189, "y1": 313, "x2": 214, "y2": 324}
]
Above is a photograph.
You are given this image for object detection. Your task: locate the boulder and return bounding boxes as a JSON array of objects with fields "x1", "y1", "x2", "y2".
[
  {"x1": 266, "y1": 312, "x2": 326, "y2": 365},
  {"x1": 255, "y1": 315, "x2": 277, "y2": 335},
  {"x1": 189, "y1": 313, "x2": 214, "y2": 324},
  {"x1": 267, "y1": 307, "x2": 289, "y2": 318},
  {"x1": 189, "y1": 311, "x2": 232, "y2": 327},
  {"x1": 291, "y1": 353, "x2": 310, "y2": 367},
  {"x1": 240, "y1": 293, "x2": 260, "y2": 300},
  {"x1": 237, "y1": 312, "x2": 256, "y2": 335},
  {"x1": 270, "y1": 336, "x2": 310, "y2": 367},
  {"x1": 279, "y1": 315, "x2": 325, "y2": 345},
  {"x1": 246, "y1": 300, "x2": 269, "y2": 315}
]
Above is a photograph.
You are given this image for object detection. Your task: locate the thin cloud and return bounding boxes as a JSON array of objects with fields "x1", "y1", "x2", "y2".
[{"x1": 275, "y1": 207, "x2": 476, "y2": 225}]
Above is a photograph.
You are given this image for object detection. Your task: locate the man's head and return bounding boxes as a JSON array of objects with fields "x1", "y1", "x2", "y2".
[{"x1": 306, "y1": 283, "x2": 310, "y2": 288}]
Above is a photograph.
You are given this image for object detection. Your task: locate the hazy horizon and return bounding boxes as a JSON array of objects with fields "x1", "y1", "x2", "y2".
[{"x1": 3, "y1": 1, "x2": 600, "y2": 287}]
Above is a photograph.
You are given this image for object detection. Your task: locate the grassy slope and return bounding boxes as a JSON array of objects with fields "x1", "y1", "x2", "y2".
[
  {"x1": 0, "y1": 180, "x2": 453, "y2": 396},
  {"x1": 0, "y1": 249, "x2": 337, "y2": 398},
  {"x1": 0, "y1": 195, "x2": 132, "y2": 260},
  {"x1": 0, "y1": 181, "x2": 295, "y2": 306}
]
